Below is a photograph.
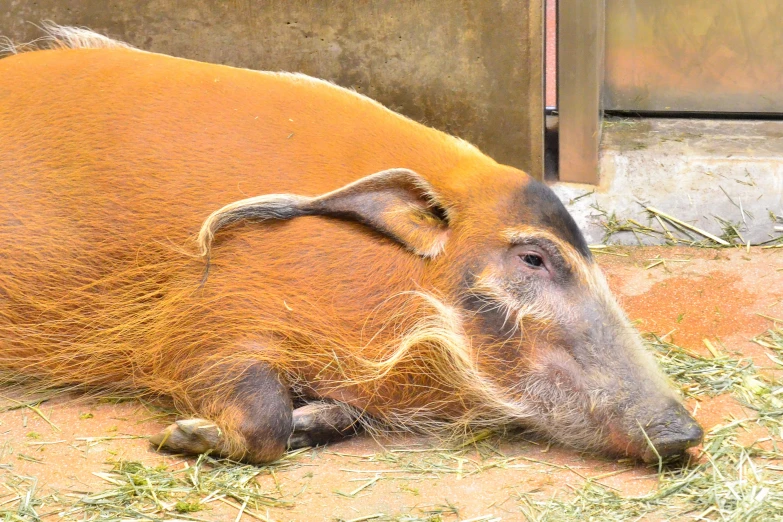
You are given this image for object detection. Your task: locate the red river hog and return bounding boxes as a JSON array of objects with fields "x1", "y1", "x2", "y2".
[{"x1": 0, "y1": 26, "x2": 702, "y2": 464}]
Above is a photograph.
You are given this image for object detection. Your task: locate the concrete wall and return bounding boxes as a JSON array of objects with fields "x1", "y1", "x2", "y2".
[{"x1": 3, "y1": 0, "x2": 543, "y2": 177}]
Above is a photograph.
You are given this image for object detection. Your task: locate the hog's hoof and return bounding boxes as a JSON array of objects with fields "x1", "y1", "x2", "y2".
[
  {"x1": 149, "y1": 418, "x2": 221, "y2": 455},
  {"x1": 288, "y1": 402, "x2": 360, "y2": 449}
]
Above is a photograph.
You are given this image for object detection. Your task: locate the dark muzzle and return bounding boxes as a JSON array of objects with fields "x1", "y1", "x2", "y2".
[{"x1": 641, "y1": 401, "x2": 704, "y2": 462}]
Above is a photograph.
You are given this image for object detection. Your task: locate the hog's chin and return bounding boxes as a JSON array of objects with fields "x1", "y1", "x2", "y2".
[{"x1": 518, "y1": 360, "x2": 613, "y2": 454}]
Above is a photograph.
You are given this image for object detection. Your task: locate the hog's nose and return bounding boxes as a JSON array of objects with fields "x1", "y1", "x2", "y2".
[
  {"x1": 642, "y1": 405, "x2": 704, "y2": 462},
  {"x1": 643, "y1": 422, "x2": 703, "y2": 462}
]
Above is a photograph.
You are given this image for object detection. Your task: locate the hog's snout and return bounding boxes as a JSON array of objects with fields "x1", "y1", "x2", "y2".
[{"x1": 640, "y1": 401, "x2": 703, "y2": 462}]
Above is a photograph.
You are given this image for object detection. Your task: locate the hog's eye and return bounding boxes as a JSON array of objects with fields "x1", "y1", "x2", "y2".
[{"x1": 521, "y1": 253, "x2": 545, "y2": 268}]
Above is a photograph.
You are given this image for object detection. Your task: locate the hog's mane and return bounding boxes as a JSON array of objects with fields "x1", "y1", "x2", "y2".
[{"x1": 0, "y1": 237, "x2": 536, "y2": 440}]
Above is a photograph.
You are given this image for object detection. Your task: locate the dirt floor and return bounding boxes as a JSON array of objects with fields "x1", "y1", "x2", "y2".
[{"x1": 2, "y1": 246, "x2": 782, "y2": 521}]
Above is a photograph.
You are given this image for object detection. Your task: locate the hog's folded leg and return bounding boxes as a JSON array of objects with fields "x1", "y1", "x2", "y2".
[{"x1": 149, "y1": 363, "x2": 293, "y2": 464}]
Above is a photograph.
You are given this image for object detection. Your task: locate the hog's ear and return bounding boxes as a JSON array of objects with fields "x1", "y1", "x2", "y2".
[
  {"x1": 308, "y1": 168, "x2": 451, "y2": 257},
  {"x1": 198, "y1": 168, "x2": 450, "y2": 259}
]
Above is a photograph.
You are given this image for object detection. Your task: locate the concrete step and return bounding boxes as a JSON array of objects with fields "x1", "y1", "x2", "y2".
[{"x1": 552, "y1": 118, "x2": 783, "y2": 247}]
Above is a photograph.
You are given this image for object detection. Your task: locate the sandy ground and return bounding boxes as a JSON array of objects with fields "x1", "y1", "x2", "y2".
[{"x1": 1, "y1": 246, "x2": 782, "y2": 521}]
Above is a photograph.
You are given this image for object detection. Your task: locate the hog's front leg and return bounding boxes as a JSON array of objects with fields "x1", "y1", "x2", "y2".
[{"x1": 149, "y1": 364, "x2": 363, "y2": 463}]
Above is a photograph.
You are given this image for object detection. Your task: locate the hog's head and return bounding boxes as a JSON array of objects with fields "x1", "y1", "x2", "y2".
[
  {"x1": 449, "y1": 169, "x2": 703, "y2": 461},
  {"x1": 433, "y1": 166, "x2": 701, "y2": 461}
]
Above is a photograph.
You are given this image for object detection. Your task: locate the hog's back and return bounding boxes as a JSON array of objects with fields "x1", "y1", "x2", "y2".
[{"x1": 0, "y1": 48, "x2": 475, "y2": 248}]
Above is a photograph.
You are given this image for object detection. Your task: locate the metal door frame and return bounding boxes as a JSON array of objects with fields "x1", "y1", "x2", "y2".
[{"x1": 558, "y1": 0, "x2": 605, "y2": 185}]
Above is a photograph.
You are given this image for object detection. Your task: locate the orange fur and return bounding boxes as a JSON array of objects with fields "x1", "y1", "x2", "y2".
[{"x1": 0, "y1": 46, "x2": 536, "y2": 439}]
